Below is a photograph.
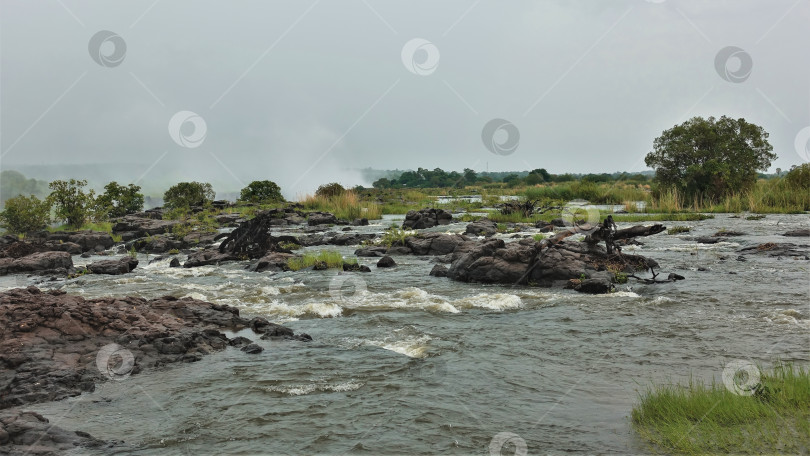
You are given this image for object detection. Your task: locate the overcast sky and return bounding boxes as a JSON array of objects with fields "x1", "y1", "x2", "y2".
[{"x1": 1, "y1": 0, "x2": 808, "y2": 197}]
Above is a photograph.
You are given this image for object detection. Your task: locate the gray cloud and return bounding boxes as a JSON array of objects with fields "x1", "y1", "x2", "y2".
[{"x1": 1, "y1": 0, "x2": 808, "y2": 198}]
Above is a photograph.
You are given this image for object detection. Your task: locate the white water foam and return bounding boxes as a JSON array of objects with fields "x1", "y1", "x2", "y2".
[{"x1": 264, "y1": 381, "x2": 364, "y2": 396}]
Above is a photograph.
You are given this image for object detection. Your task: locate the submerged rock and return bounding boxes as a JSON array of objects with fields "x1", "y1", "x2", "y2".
[
  {"x1": 783, "y1": 229, "x2": 810, "y2": 237},
  {"x1": 0, "y1": 410, "x2": 113, "y2": 454}
]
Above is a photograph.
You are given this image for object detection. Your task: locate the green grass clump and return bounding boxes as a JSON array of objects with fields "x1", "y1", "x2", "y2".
[
  {"x1": 278, "y1": 241, "x2": 301, "y2": 250},
  {"x1": 301, "y1": 191, "x2": 382, "y2": 220},
  {"x1": 667, "y1": 225, "x2": 691, "y2": 235},
  {"x1": 378, "y1": 226, "x2": 413, "y2": 247},
  {"x1": 286, "y1": 250, "x2": 346, "y2": 271},
  {"x1": 49, "y1": 221, "x2": 114, "y2": 233},
  {"x1": 632, "y1": 363, "x2": 810, "y2": 454}
]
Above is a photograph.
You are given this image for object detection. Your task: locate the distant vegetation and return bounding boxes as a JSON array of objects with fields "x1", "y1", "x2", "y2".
[
  {"x1": 163, "y1": 182, "x2": 215, "y2": 209},
  {"x1": 239, "y1": 180, "x2": 284, "y2": 204}
]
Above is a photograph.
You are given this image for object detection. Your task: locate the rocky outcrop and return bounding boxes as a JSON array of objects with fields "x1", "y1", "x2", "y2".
[
  {"x1": 43, "y1": 231, "x2": 114, "y2": 253},
  {"x1": 783, "y1": 229, "x2": 810, "y2": 237},
  {"x1": 404, "y1": 233, "x2": 473, "y2": 256},
  {"x1": 247, "y1": 252, "x2": 294, "y2": 272},
  {"x1": 0, "y1": 410, "x2": 112, "y2": 454},
  {"x1": 465, "y1": 219, "x2": 499, "y2": 237},
  {"x1": 112, "y1": 216, "x2": 180, "y2": 239},
  {"x1": 429, "y1": 264, "x2": 448, "y2": 277},
  {"x1": 184, "y1": 250, "x2": 237, "y2": 268},
  {"x1": 128, "y1": 234, "x2": 186, "y2": 254},
  {"x1": 402, "y1": 208, "x2": 453, "y2": 229},
  {"x1": 307, "y1": 212, "x2": 337, "y2": 226},
  {"x1": 86, "y1": 256, "x2": 139, "y2": 275},
  {"x1": 0, "y1": 287, "x2": 309, "y2": 410},
  {"x1": 0, "y1": 251, "x2": 73, "y2": 276},
  {"x1": 445, "y1": 223, "x2": 666, "y2": 292},
  {"x1": 354, "y1": 246, "x2": 388, "y2": 257}
]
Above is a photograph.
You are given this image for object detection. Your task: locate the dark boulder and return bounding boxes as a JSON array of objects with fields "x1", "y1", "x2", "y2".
[
  {"x1": 247, "y1": 252, "x2": 293, "y2": 273},
  {"x1": 465, "y1": 219, "x2": 499, "y2": 237},
  {"x1": 376, "y1": 256, "x2": 396, "y2": 268},
  {"x1": 402, "y1": 208, "x2": 453, "y2": 229},
  {"x1": 307, "y1": 212, "x2": 337, "y2": 226},
  {"x1": 573, "y1": 278, "x2": 613, "y2": 294},
  {"x1": 240, "y1": 343, "x2": 264, "y2": 354},
  {"x1": 783, "y1": 229, "x2": 810, "y2": 237},
  {"x1": 87, "y1": 257, "x2": 139, "y2": 275},
  {"x1": 169, "y1": 258, "x2": 181, "y2": 268},
  {"x1": 112, "y1": 216, "x2": 180, "y2": 237},
  {"x1": 0, "y1": 251, "x2": 73, "y2": 276},
  {"x1": 184, "y1": 250, "x2": 237, "y2": 268},
  {"x1": 429, "y1": 264, "x2": 448, "y2": 277},
  {"x1": 343, "y1": 263, "x2": 371, "y2": 272}
]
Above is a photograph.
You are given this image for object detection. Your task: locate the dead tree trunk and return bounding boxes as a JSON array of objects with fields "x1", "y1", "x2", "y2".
[{"x1": 217, "y1": 211, "x2": 296, "y2": 258}]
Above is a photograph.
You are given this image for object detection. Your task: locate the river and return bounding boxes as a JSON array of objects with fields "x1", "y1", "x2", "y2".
[{"x1": 7, "y1": 213, "x2": 808, "y2": 455}]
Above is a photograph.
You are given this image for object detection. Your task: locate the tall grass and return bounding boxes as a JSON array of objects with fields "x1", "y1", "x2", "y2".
[
  {"x1": 286, "y1": 250, "x2": 351, "y2": 271},
  {"x1": 525, "y1": 182, "x2": 650, "y2": 204},
  {"x1": 649, "y1": 180, "x2": 810, "y2": 214},
  {"x1": 48, "y1": 221, "x2": 114, "y2": 233},
  {"x1": 301, "y1": 190, "x2": 382, "y2": 220},
  {"x1": 632, "y1": 363, "x2": 810, "y2": 454}
]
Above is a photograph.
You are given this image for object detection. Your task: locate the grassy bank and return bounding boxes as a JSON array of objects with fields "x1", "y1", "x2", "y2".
[{"x1": 632, "y1": 363, "x2": 810, "y2": 454}]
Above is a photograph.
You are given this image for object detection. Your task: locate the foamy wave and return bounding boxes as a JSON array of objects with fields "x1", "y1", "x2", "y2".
[
  {"x1": 454, "y1": 293, "x2": 523, "y2": 310},
  {"x1": 264, "y1": 381, "x2": 364, "y2": 396},
  {"x1": 763, "y1": 309, "x2": 808, "y2": 328},
  {"x1": 363, "y1": 334, "x2": 432, "y2": 358}
]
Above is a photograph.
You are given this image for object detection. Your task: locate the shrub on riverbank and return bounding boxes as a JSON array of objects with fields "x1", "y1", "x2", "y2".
[{"x1": 632, "y1": 363, "x2": 810, "y2": 454}]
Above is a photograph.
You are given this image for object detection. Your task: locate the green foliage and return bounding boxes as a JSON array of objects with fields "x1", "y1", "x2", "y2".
[
  {"x1": 784, "y1": 163, "x2": 810, "y2": 189},
  {"x1": 239, "y1": 180, "x2": 284, "y2": 204},
  {"x1": 315, "y1": 182, "x2": 346, "y2": 199},
  {"x1": 47, "y1": 179, "x2": 95, "y2": 229},
  {"x1": 667, "y1": 225, "x2": 691, "y2": 234},
  {"x1": 278, "y1": 241, "x2": 301, "y2": 250},
  {"x1": 0, "y1": 195, "x2": 51, "y2": 235},
  {"x1": 632, "y1": 363, "x2": 810, "y2": 454},
  {"x1": 614, "y1": 272, "x2": 628, "y2": 284},
  {"x1": 168, "y1": 248, "x2": 180, "y2": 254},
  {"x1": 287, "y1": 250, "x2": 345, "y2": 271},
  {"x1": 645, "y1": 116, "x2": 776, "y2": 200},
  {"x1": 95, "y1": 182, "x2": 144, "y2": 219},
  {"x1": 379, "y1": 226, "x2": 412, "y2": 247},
  {"x1": 163, "y1": 182, "x2": 215, "y2": 209},
  {"x1": 128, "y1": 245, "x2": 138, "y2": 258}
]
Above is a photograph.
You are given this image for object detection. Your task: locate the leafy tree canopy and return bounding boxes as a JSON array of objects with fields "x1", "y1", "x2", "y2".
[
  {"x1": 239, "y1": 180, "x2": 284, "y2": 204},
  {"x1": 645, "y1": 116, "x2": 776, "y2": 199},
  {"x1": 163, "y1": 182, "x2": 215, "y2": 209}
]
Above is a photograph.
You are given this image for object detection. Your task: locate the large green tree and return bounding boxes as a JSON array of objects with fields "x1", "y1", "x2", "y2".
[
  {"x1": 47, "y1": 179, "x2": 95, "y2": 228},
  {"x1": 95, "y1": 182, "x2": 144, "y2": 218},
  {"x1": 239, "y1": 180, "x2": 284, "y2": 203},
  {"x1": 163, "y1": 182, "x2": 215, "y2": 209},
  {"x1": 645, "y1": 116, "x2": 776, "y2": 199}
]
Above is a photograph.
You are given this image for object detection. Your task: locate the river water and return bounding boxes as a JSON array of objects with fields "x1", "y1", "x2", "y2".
[{"x1": 7, "y1": 213, "x2": 809, "y2": 455}]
